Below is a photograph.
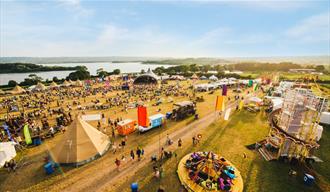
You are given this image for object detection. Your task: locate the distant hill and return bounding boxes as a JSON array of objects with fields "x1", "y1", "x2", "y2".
[{"x1": 0, "y1": 56, "x2": 328, "y2": 65}]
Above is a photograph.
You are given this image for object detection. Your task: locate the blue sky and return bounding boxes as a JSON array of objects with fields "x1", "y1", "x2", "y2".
[{"x1": 0, "y1": 0, "x2": 329, "y2": 57}]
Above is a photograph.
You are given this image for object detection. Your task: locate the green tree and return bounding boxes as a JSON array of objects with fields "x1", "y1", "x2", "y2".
[
  {"x1": 315, "y1": 65, "x2": 325, "y2": 72},
  {"x1": 53, "y1": 76, "x2": 59, "y2": 82},
  {"x1": 68, "y1": 68, "x2": 90, "y2": 80},
  {"x1": 113, "y1": 69, "x2": 121, "y2": 75},
  {"x1": 8, "y1": 80, "x2": 18, "y2": 87}
]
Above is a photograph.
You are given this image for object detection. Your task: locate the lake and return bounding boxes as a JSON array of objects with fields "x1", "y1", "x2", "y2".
[{"x1": 0, "y1": 62, "x2": 173, "y2": 85}]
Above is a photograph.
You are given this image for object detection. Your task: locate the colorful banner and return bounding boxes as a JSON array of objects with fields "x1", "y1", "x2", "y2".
[
  {"x1": 105, "y1": 80, "x2": 110, "y2": 88},
  {"x1": 224, "y1": 108, "x2": 232, "y2": 120},
  {"x1": 222, "y1": 85, "x2": 227, "y2": 96},
  {"x1": 137, "y1": 106, "x2": 148, "y2": 127},
  {"x1": 253, "y1": 83, "x2": 259, "y2": 91},
  {"x1": 248, "y1": 80, "x2": 253, "y2": 87},
  {"x1": 23, "y1": 124, "x2": 32, "y2": 145},
  {"x1": 215, "y1": 96, "x2": 225, "y2": 111},
  {"x1": 3, "y1": 124, "x2": 14, "y2": 142}
]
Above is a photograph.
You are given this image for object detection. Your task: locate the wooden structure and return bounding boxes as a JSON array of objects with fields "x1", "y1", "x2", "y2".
[{"x1": 260, "y1": 87, "x2": 328, "y2": 161}]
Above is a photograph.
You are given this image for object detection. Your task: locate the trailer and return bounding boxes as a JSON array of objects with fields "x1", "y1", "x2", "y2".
[
  {"x1": 172, "y1": 101, "x2": 196, "y2": 121},
  {"x1": 138, "y1": 113, "x2": 165, "y2": 132},
  {"x1": 117, "y1": 119, "x2": 137, "y2": 136}
]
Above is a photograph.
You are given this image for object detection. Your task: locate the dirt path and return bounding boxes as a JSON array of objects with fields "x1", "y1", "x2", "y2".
[{"x1": 36, "y1": 99, "x2": 237, "y2": 192}]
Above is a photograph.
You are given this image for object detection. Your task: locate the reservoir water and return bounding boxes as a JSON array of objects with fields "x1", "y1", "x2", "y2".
[{"x1": 0, "y1": 62, "x2": 172, "y2": 85}]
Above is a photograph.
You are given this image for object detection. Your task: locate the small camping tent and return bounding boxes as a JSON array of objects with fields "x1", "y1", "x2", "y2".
[
  {"x1": 200, "y1": 76, "x2": 207, "y2": 80},
  {"x1": 50, "y1": 116, "x2": 110, "y2": 166},
  {"x1": 0, "y1": 142, "x2": 16, "y2": 167}
]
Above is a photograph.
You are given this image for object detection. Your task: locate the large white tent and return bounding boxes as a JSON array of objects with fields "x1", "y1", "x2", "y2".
[
  {"x1": 50, "y1": 116, "x2": 110, "y2": 166},
  {"x1": 0, "y1": 142, "x2": 17, "y2": 167}
]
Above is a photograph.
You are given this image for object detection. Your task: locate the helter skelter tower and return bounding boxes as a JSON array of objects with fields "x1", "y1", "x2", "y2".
[{"x1": 269, "y1": 87, "x2": 327, "y2": 161}]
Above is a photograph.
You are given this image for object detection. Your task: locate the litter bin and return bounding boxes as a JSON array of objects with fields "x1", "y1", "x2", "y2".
[
  {"x1": 304, "y1": 173, "x2": 314, "y2": 186},
  {"x1": 166, "y1": 112, "x2": 172, "y2": 119},
  {"x1": 33, "y1": 137, "x2": 42, "y2": 146},
  {"x1": 131, "y1": 182, "x2": 138, "y2": 192},
  {"x1": 44, "y1": 162, "x2": 54, "y2": 175}
]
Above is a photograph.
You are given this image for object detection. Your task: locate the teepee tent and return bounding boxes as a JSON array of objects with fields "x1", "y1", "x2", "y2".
[
  {"x1": 50, "y1": 116, "x2": 110, "y2": 166},
  {"x1": 0, "y1": 89, "x2": 5, "y2": 95},
  {"x1": 49, "y1": 81, "x2": 58, "y2": 88},
  {"x1": 191, "y1": 73, "x2": 199, "y2": 80},
  {"x1": 75, "y1": 80, "x2": 83, "y2": 87},
  {"x1": 34, "y1": 82, "x2": 47, "y2": 91},
  {"x1": 10, "y1": 85, "x2": 26, "y2": 94},
  {"x1": 62, "y1": 80, "x2": 71, "y2": 87}
]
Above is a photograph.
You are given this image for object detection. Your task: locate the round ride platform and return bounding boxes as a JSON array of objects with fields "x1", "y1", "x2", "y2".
[{"x1": 177, "y1": 152, "x2": 243, "y2": 192}]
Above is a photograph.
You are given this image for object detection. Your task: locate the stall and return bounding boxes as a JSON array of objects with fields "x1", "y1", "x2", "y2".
[
  {"x1": 117, "y1": 119, "x2": 137, "y2": 136},
  {"x1": 138, "y1": 113, "x2": 165, "y2": 132}
]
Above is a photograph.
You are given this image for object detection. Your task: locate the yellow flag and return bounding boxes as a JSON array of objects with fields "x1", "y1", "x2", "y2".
[
  {"x1": 215, "y1": 96, "x2": 225, "y2": 111},
  {"x1": 239, "y1": 100, "x2": 244, "y2": 110}
]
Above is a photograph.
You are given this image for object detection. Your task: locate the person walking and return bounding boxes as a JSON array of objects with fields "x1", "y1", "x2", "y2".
[
  {"x1": 136, "y1": 147, "x2": 142, "y2": 161},
  {"x1": 130, "y1": 150, "x2": 135, "y2": 160},
  {"x1": 178, "y1": 138, "x2": 182, "y2": 148},
  {"x1": 115, "y1": 158, "x2": 121, "y2": 171}
]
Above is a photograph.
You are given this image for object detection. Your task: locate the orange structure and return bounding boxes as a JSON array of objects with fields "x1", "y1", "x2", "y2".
[
  {"x1": 117, "y1": 119, "x2": 137, "y2": 136},
  {"x1": 137, "y1": 106, "x2": 148, "y2": 127}
]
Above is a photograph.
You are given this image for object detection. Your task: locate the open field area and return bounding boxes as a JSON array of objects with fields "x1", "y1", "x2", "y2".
[{"x1": 0, "y1": 76, "x2": 329, "y2": 192}]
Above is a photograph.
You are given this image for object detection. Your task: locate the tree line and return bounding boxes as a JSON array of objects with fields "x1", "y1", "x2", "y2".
[{"x1": 0, "y1": 63, "x2": 84, "y2": 73}]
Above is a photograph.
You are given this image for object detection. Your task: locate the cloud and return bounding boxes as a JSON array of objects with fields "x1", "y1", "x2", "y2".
[
  {"x1": 57, "y1": 0, "x2": 93, "y2": 17},
  {"x1": 286, "y1": 12, "x2": 330, "y2": 42}
]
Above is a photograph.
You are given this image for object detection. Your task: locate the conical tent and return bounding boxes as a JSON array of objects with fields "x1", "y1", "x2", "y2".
[
  {"x1": 0, "y1": 89, "x2": 5, "y2": 95},
  {"x1": 34, "y1": 82, "x2": 47, "y2": 90},
  {"x1": 75, "y1": 80, "x2": 83, "y2": 87},
  {"x1": 191, "y1": 73, "x2": 199, "y2": 79},
  {"x1": 10, "y1": 85, "x2": 26, "y2": 94},
  {"x1": 50, "y1": 116, "x2": 110, "y2": 166},
  {"x1": 62, "y1": 80, "x2": 71, "y2": 87},
  {"x1": 49, "y1": 81, "x2": 58, "y2": 88}
]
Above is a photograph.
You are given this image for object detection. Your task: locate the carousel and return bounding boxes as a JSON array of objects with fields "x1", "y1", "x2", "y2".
[{"x1": 177, "y1": 152, "x2": 243, "y2": 192}]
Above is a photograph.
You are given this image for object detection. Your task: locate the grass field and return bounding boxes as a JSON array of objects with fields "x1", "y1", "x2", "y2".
[{"x1": 114, "y1": 110, "x2": 328, "y2": 192}]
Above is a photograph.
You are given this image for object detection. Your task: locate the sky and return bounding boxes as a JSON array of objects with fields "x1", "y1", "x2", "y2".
[{"x1": 0, "y1": 0, "x2": 329, "y2": 57}]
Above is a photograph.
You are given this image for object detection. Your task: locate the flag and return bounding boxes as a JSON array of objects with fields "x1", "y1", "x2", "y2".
[
  {"x1": 224, "y1": 108, "x2": 231, "y2": 120},
  {"x1": 215, "y1": 96, "x2": 225, "y2": 111},
  {"x1": 239, "y1": 100, "x2": 244, "y2": 110},
  {"x1": 248, "y1": 80, "x2": 253, "y2": 87},
  {"x1": 137, "y1": 106, "x2": 148, "y2": 127},
  {"x1": 23, "y1": 124, "x2": 32, "y2": 145},
  {"x1": 222, "y1": 85, "x2": 227, "y2": 96},
  {"x1": 3, "y1": 124, "x2": 13, "y2": 142},
  {"x1": 253, "y1": 83, "x2": 259, "y2": 91},
  {"x1": 105, "y1": 80, "x2": 110, "y2": 88}
]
